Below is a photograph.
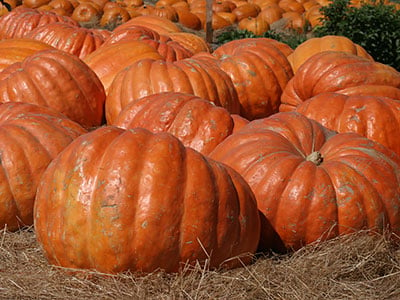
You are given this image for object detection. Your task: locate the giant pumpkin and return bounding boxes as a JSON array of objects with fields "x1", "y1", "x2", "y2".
[
  {"x1": 280, "y1": 51, "x2": 400, "y2": 112},
  {"x1": 0, "y1": 49, "x2": 106, "y2": 128},
  {"x1": 295, "y1": 93, "x2": 400, "y2": 157},
  {"x1": 112, "y1": 92, "x2": 237, "y2": 155},
  {"x1": 0, "y1": 102, "x2": 86, "y2": 231},
  {"x1": 209, "y1": 112, "x2": 400, "y2": 251},
  {"x1": 34, "y1": 126, "x2": 261, "y2": 274},
  {"x1": 105, "y1": 57, "x2": 241, "y2": 123}
]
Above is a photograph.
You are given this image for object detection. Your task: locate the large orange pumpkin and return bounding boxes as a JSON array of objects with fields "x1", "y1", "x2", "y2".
[
  {"x1": 0, "y1": 49, "x2": 106, "y2": 128},
  {"x1": 105, "y1": 57, "x2": 241, "y2": 123},
  {"x1": 112, "y1": 92, "x2": 237, "y2": 155},
  {"x1": 0, "y1": 38, "x2": 54, "y2": 72},
  {"x1": 34, "y1": 126, "x2": 261, "y2": 274},
  {"x1": 25, "y1": 22, "x2": 107, "y2": 59},
  {"x1": 0, "y1": 6, "x2": 79, "y2": 39},
  {"x1": 0, "y1": 102, "x2": 86, "y2": 231},
  {"x1": 280, "y1": 51, "x2": 400, "y2": 112},
  {"x1": 212, "y1": 38, "x2": 294, "y2": 120},
  {"x1": 83, "y1": 40, "x2": 163, "y2": 93},
  {"x1": 209, "y1": 112, "x2": 400, "y2": 251},
  {"x1": 295, "y1": 92, "x2": 400, "y2": 157},
  {"x1": 287, "y1": 35, "x2": 373, "y2": 73}
]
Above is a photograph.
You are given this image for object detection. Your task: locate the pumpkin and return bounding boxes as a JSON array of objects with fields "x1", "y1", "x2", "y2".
[
  {"x1": 101, "y1": 27, "x2": 193, "y2": 62},
  {"x1": 116, "y1": 15, "x2": 181, "y2": 34},
  {"x1": 287, "y1": 35, "x2": 373, "y2": 73},
  {"x1": 34, "y1": 126, "x2": 261, "y2": 274},
  {"x1": 212, "y1": 38, "x2": 294, "y2": 120},
  {"x1": 295, "y1": 92, "x2": 400, "y2": 157},
  {"x1": 83, "y1": 40, "x2": 163, "y2": 93},
  {"x1": 25, "y1": 22, "x2": 107, "y2": 59},
  {"x1": 238, "y1": 16, "x2": 270, "y2": 36},
  {"x1": 0, "y1": 102, "x2": 86, "y2": 231},
  {"x1": 166, "y1": 32, "x2": 211, "y2": 54},
  {"x1": 112, "y1": 92, "x2": 237, "y2": 155},
  {"x1": 105, "y1": 57, "x2": 241, "y2": 123},
  {"x1": 0, "y1": 38, "x2": 54, "y2": 72},
  {"x1": 0, "y1": 49, "x2": 106, "y2": 128},
  {"x1": 209, "y1": 112, "x2": 400, "y2": 251},
  {"x1": 70, "y1": 2, "x2": 101, "y2": 23},
  {"x1": 0, "y1": 6, "x2": 79, "y2": 39},
  {"x1": 99, "y1": 6, "x2": 131, "y2": 28},
  {"x1": 280, "y1": 51, "x2": 400, "y2": 112}
]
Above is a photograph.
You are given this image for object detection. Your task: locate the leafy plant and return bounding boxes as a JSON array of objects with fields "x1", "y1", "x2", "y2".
[{"x1": 313, "y1": 0, "x2": 400, "y2": 71}]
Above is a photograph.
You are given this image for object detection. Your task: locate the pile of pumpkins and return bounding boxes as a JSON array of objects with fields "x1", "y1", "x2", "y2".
[
  {"x1": 0, "y1": 6, "x2": 400, "y2": 275},
  {"x1": 2, "y1": 0, "x2": 399, "y2": 34}
]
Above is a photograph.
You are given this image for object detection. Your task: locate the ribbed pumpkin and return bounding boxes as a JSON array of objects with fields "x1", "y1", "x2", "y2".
[
  {"x1": 112, "y1": 92, "x2": 236, "y2": 155},
  {"x1": 295, "y1": 93, "x2": 400, "y2": 157},
  {"x1": 0, "y1": 49, "x2": 106, "y2": 128},
  {"x1": 280, "y1": 51, "x2": 400, "y2": 112},
  {"x1": 25, "y1": 22, "x2": 107, "y2": 59},
  {"x1": 287, "y1": 35, "x2": 373, "y2": 73},
  {"x1": 209, "y1": 112, "x2": 400, "y2": 251},
  {"x1": 0, "y1": 38, "x2": 54, "y2": 72},
  {"x1": 115, "y1": 15, "x2": 181, "y2": 34},
  {"x1": 101, "y1": 26, "x2": 193, "y2": 62},
  {"x1": 34, "y1": 126, "x2": 261, "y2": 274},
  {"x1": 106, "y1": 57, "x2": 241, "y2": 123},
  {"x1": 166, "y1": 32, "x2": 211, "y2": 54},
  {"x1": 0, "y1": 102, "x2": 87, "y2": 231},
  {"x1": 0, "y1": 6, "x2": 79, "y2": 39},
  {"x1": 83, "y1": 40, "x2": 163, "y2": 93},
  {"x1": 212, "y1": 38, "x2": 294, "y2": 120}
]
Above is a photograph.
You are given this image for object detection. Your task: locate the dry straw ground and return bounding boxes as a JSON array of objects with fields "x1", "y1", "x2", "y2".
[{"x1": 0, "y1": 227, "x2": 399, "y2": 299}]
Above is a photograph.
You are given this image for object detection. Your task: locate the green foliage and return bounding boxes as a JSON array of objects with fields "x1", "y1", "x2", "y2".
[
  {"x1": 215, "y1": 28, "x2": 307, "y2": 50},
  {"x1": 313, "y1": 0, "x2": 400, "y2": 71}
]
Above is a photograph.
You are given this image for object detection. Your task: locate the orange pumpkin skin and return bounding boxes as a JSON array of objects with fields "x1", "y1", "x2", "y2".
[
  {"x1": 101, "y1": 28, "x2": 193, "y2": 62},
  {"x1": 287, "y1": 35, "x2": 373, "y2": 74},
  {"x1": 83, "y1": 40, "x2": 163, "y2": 93},
  {"x1": 209, "y1": 112, "x2": 400, "y2": 251},
  {"x1": 112, "y1": 92, "x2": 235, "y2": 155},
  {"x1": 0, "y1": 38, "x2": 54, "y2": 72},
  {"x1": 0, "y1": 49, "x2": 105, "y2": 128},
  {"x1": 166, "y1": 32, "x2": 211, "y2": 54},
  {"x1": 0, "y1": 6, "x2": 78, "y2": 39},
  {"x1": 212, "y1": 38, "x2": 294, "y2": 120},
  {"x1": 34, "y1": 126, "x2": 261, "y2": 274},
  {"x1": 71, "y1": 2, "x2": 101, "y2": 23},
  {"x1": 106, "y1": 57, "x2": 241, "y2": 123},
  {"x1": 295, "y1": 93, "x2": 400, "y2": 157},
  {"x1": 117, "y1": 15, "x2": 181, "y2": 34},
  {"x1": 0, "y1": 102, "x2": 87, "y2": 231},
  {"x1": 280, "y1": 51, "x2": 400, "y2": 112},
  {"x1": 25, "y1": 22, "x2": 107, "y2": 59}
]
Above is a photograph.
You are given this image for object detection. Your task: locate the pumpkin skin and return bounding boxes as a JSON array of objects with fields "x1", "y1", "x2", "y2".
[
  {"x1": 0, "y1": 6, "x2": 79, "y2": 39},
  {"x1": 166, "y1": 32, "x2": 211, "y2": 54},
  {"x1": 101, "y1": 27, "x2": 193, "y2": 62},
  {"x1": 0, "y1": 38, "x2": 54, "y2": 72},
  {"x1": 112, "y1": 92, "x2": 235, "y2": 155},
  {"x1": 115, "y1": 15, "x2": 181, "y2": 34},
  {"x1": 212, "y1": 38, "x2": 294, "y2": 120},
  {"x1": 83, "y1": 40, "x2": 163, "y2": 93},
  {"x1": 0, "y1": 49, "x2": 106, "y2": 128},
  {"x1": 209, "y1": 112, "x2": 400, "y2": 251},
  {"x1": 25, "y1": 22, "x2": 107, "y2": 60},
  {"x1": 0, "y1": 102, "x2": 87, "y2": 231},
  {"x1": 280, "y1": 51, "x2": 400, "y2": 112},
  {"x1": 295, "y1": 93, "x2": 400, "y2": 157},
  {"x1": 106, "y1": 57, "x2": 241, "y2": 123},
  {"x1": 287, "y1": 35, "x2": 373, "y2": 74},
  {"x1": 34, "y1": 126, "x2": 261, "y2": 274}
]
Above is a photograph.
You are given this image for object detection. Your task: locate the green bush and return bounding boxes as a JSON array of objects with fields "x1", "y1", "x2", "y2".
[{"x1": 313, "y1": 0, "x2": 400, "y2": 71}]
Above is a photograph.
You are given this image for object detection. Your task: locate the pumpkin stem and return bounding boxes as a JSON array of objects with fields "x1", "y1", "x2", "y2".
[{"x1": 306, "y1": 151, "x2": 323, "y2": 165}]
